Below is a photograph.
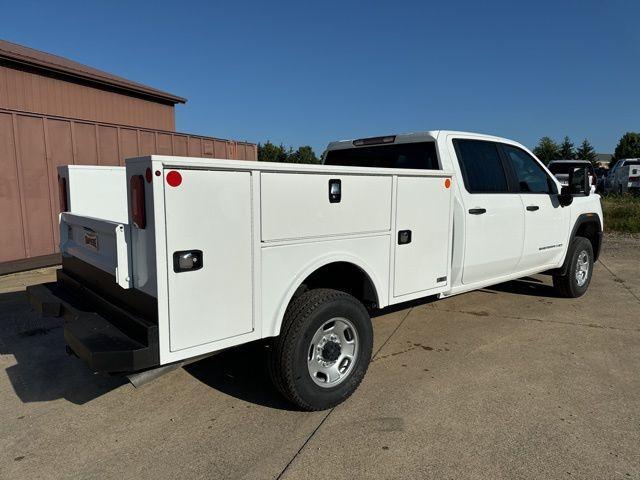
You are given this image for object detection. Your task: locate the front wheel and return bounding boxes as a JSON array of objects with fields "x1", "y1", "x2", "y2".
[
  {"x1": 268, "y1": 288, "x2": 373, "y2": 411},
  {"x1": 553, "y1": 236, "x2": 594, "y2": 298}
]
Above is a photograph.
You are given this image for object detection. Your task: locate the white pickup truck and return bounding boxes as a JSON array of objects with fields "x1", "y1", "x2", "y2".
[{"x1": 28, "y1": 131, "x2": 603, "y2": 410}]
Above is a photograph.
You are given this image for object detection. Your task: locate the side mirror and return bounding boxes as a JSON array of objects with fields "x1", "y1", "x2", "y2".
[
  {"x1": 570, "y1": 166, "x2": 590, "y2": 196},
  {"x1": 559, "y1": 166, "x2": 590, "y2": 207},
  {"x1": 559, "y1": 185, "x2": 573, "y2": 207}
]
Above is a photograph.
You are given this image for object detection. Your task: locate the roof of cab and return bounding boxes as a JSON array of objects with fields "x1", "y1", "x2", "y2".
[{"x1": 326, "y1": 130, "x2": 521, "y2": 151}]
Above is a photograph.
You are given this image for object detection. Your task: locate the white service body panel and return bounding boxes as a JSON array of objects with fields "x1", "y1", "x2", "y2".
[
  {"x1": 164, "y1": 169, "x2": 254, "y2": 352},
  {"x1": 58, "y1": 165, "x2": 127, "y2": 223},
  {"x1": 261, "y1": 173, "x2": 392, "y2": 241},
  {"x1": 135, "y1": 156, "x2": 454, "y2": 363},
  {"x1": 393, "y1": 176, "x2": 452, "y2": 297}
]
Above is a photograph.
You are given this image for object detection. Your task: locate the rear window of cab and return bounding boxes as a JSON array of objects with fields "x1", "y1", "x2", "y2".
[{"x1": 324, "y1": 142, "x2": 440, "y2": 170}]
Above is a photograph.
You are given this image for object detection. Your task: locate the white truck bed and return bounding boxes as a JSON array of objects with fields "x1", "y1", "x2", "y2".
[{"x1": 60, "y1": 155, "x2": 454, "y2": 365}]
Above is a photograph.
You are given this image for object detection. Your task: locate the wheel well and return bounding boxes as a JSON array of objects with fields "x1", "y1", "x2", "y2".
[
  {"x1": 295, "y1": 262, "x2": 379, "y2": 309},
  {"x1": 575, "y1": 219, "x2": 601, "y2": 261}
]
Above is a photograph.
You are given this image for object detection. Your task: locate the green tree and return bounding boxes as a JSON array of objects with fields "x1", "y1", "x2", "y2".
[
  {"x1": 614, "y1": 132, "x2": 640, "y2": 161},
  {"x1": 558, "y1": 136, "x2": 575, "y2": 159},
  {"x1": 575, "y1": 139, "x2": 597, "y2": 164},
  {"x1": 258, "y1": 141, "x2": 289, "y2": 163},
  {"x1": 533, "y1": 137, "x2": 560, "y2": 164},
  {"x1": 287, "y1": 145, "x2": 320, "y2": 164}
]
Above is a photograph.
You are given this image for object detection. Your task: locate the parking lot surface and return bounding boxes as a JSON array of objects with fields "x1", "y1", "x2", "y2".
[{"x1": 1, "y1": 234, "x2": 639, "y2": 479}]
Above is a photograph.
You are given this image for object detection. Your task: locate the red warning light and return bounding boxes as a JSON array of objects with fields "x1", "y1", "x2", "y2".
[
  {"x1": 444, "y1": 178, "x2": 451, "y2": 189},
  {"x1": 166, "y1": 170, "x2": 182, "y2": 187}
]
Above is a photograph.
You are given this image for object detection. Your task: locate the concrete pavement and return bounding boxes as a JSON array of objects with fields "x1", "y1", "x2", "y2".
[{"x1": 1, "y1": 234, "x2": 638, "y2": 479}]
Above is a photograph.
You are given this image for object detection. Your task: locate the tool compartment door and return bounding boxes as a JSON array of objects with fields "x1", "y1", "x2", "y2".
[
  {"x1": 261, "y1": 173, "x2": 392, "y2": 241},
  {"x1": 393, "y1": 176, "x2": 452, "y2": 298},
  {"x1": 165, "y1": 169, "x2": 253, "y2": 352}
]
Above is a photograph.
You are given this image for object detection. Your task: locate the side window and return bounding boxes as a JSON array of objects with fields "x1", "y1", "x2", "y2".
[
  {"x1": 502, "y1": 144, "x2": 550, "y2": 194},
  {"x1": 453, "y1": 139, "x2": 508, "y2": 193}
]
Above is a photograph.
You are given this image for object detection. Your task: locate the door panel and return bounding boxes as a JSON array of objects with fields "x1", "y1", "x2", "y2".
[
  {"x1": 450, "y1": 138, "x2": 525, "y2": 285},
  {"x1": 499, "y1": 143, "x2": 569, "y2": 270},
  {"x1": 462, "y1": 194, "x2": 524, "y2": 284},
  {"x1": 518, "y1": 194, "x2": 568, "y2": 269},
  {"x1": 394, "y1": 176, "x2": 452, "y2": 296},
  {"x1": 165, "y1": 169, "x2": 253, "y2": 352},
  {"x1": 261, "y1": 173, "x2": 392, "y2": 241}
]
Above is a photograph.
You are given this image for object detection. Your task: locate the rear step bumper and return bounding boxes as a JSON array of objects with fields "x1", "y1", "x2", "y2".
[{"x1": 27, "y1": 269, "x2": 159, "y2": 373}]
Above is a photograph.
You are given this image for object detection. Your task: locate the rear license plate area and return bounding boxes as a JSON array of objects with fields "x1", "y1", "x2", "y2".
[{"x1": 84, "y1": 231, "x2": 99, "y2": 250}]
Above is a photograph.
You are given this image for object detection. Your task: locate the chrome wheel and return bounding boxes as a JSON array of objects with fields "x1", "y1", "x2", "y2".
[
  {"x1": 575, "y1": 250, "x2": 590, "y2": 287},
  {"x1": 307, "y1": 317, "x2": 359, "y2": 388}
]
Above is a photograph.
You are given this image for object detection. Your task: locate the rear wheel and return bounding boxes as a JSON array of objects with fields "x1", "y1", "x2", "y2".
[
  {"x1": 553, "y1": 236, "x2": 594, "y2": 298},
  {"x1": 268, "y1": 288, "x2": 373, "y2": 411}
]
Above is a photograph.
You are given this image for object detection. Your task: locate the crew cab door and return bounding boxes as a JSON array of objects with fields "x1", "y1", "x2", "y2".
[
  {"x1": 450, "y1": 138, "x2": 524, "y2": 285},
  {"x1": 499, "y1": 144, "x2": 569, "y2": 269}
]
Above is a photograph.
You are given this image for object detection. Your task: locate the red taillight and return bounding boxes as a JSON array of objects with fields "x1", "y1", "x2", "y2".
[
  {"x1": 130, "y1": 175, "x2": 146, "y2": 229},
  {"x1": 57, "y1": 174, "x2": 68, "y2": 212},
  {"x1": 630, "y1": 176, "x2": 639, "y2": 182}
]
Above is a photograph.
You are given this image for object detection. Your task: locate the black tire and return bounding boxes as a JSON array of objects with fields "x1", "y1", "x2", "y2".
[
  {"x1": 553, "y1": 236, "x2": 594, "y2": 298},
  {"x1": 268, "y1": 288, "x2": 373, "y2": 411}
]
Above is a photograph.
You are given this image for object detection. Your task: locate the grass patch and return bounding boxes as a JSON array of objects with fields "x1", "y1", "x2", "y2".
[{"x1": 601, "y1": 195, "x2": 640, "y2": 233}]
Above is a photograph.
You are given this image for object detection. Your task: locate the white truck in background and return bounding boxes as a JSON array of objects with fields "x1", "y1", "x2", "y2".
[
  {"x1": 605, "y1": 158, "x2": 640, "y2": 194},
  {"x1": 29, "y1": 131, "x2": 603, "y2": 411}
]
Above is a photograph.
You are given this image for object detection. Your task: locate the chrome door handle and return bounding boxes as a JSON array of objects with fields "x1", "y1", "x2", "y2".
[{"x1": 468, "y1": 208, "x2": 486, "y2": 215}]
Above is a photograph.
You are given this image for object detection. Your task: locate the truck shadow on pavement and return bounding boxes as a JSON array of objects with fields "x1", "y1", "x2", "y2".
[
  {"x1": 183, "y1": 296, "x2": 440, "y2": 411},
  {"x1": 184, "y1": 342, "x2": 298, "y2": 411},
  {"x1": 483, "y1": 276, "x2": 561, "y2": 298},
  {"x1": 0, "y1": 291, "x2": 125, "y2": 405}
]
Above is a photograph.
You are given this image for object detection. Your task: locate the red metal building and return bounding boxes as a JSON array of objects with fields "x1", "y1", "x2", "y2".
[{"x1": 0, "y1": 40, "x2": 257, "y2": 273}]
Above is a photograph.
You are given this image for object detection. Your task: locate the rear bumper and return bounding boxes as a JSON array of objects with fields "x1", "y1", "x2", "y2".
[{"x1": 27, "y1": 265, "x2": 159, "y2": 373}]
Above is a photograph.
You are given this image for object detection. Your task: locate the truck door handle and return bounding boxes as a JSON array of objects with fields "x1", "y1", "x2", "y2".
[
  {"x1": 173, "y1": 250, "x2": 203, "y2": 273},
  {"x1": 468, "y1": 208, "x2": 486, "y2": 215},
  {"x1": 526, "y1": 205, "x2": 539, "y2": 211}
]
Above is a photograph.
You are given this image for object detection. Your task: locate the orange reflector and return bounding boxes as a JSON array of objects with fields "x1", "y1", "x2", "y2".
[{"x1": 445, "y1": 178, "x2": 451, "y2": 189}]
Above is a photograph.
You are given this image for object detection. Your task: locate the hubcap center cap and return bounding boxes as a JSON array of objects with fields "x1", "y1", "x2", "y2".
[{"x1": 321, "y1": 341, "x2": 341, "y2": 362}]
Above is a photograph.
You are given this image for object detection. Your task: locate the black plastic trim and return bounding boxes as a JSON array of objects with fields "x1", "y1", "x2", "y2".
[
  {"x1": 557, "y1": 213, "x2": 603, "y2": 275},
  {"x1": 26, "y1": 259, "x2": 160, "y2": 373},
  {"x1": 62, "y1": 255, "x2": 157, "y2": 321}
]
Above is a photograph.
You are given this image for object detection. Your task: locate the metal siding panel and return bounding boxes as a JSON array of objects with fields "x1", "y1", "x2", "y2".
[
  {"x1": 188, "y1": 137, "x2": 202, "y2": 156},
  {"x1": 202, "y1": 139, "x2": 214, "y2": 157},
  {"x1": 173, "y1": 135, "x2": 188, "y2": 156},
  {"x1": 73, "y1": 122, "x2": 98, "y2": 165},
  {"x1": 248, "y1": 145, "x2": 257, "y2": 161},
  {"x1": 157, "y1": 133, "x2": 172, "y2": 155},
  {"x1": 16, "y1": 114, "x2": 54, "y2": 257},
  {"x1": 214, "y1": 140, "x2": 227, "y2": 159},
  {"x1": 139, "y1": 130, "x2": 156, "y2": 155},
  {"x1": 120, "y1": 128, "x2": 139, "y2": 162},
  {"x1": 45, "y1": 119, "x2": 74, "y2": 250},
  {"x1": 237, "y1": 143, "x2": 247, "y2": 160},
  {"x1": 97, "y1": 125, "x2": 119, "y2": 165},
  {"x1": 0, "y1": 66, "x2": 176, "y2": 130},
  {"x1": 0, "y1": 112, "x2": 26, "y2": 261}
]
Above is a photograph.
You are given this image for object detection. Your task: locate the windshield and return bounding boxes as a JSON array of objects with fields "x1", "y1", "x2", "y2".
[{"x1": 325, "y1": 142, "x2": 440, "y2": 170}]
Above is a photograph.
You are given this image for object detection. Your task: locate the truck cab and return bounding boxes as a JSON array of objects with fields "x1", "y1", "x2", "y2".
[{"x1": 326, "y1": 131, "x2": 602, "y2": 295}]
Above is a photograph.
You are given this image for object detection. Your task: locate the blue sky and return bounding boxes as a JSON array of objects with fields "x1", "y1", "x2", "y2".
[{"x1": 2, "y1": 0, "x2": 639, "y2": 155}]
